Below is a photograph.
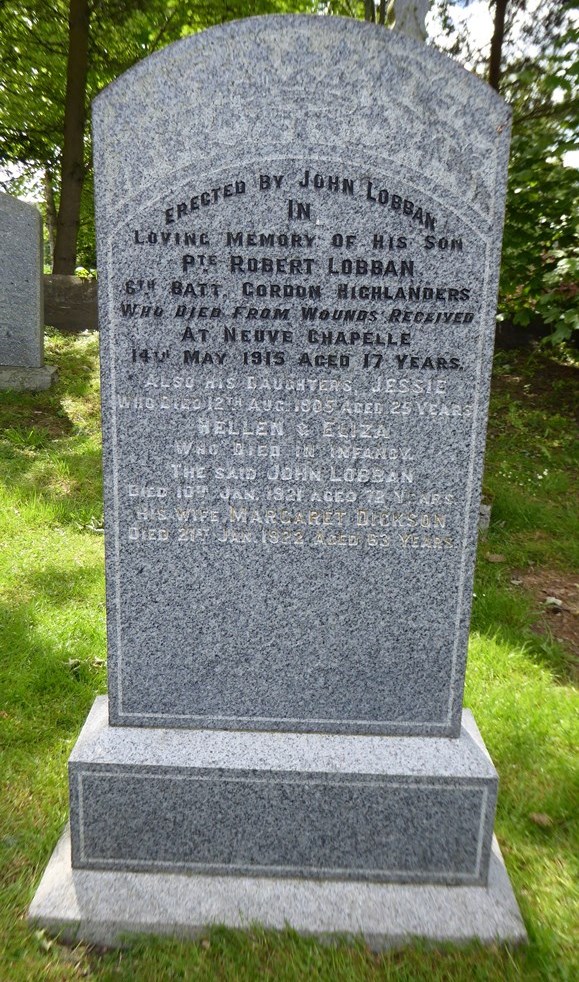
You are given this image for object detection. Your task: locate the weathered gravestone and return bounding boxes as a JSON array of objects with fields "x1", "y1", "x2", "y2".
[
  {"x1": 29, "y1": 16, "x2": 526, "y2": 946},
  {"x1": 0, "y1": 194, "x2": 57, "y2": 390}
]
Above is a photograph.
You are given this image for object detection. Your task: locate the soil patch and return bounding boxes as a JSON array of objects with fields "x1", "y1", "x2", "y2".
[
  {"x1": 491, "y1": 350, "x2": 579, "y2": 421},
  {"x1": 514, "y1": 568, "x2": 579, "y2": 681}
]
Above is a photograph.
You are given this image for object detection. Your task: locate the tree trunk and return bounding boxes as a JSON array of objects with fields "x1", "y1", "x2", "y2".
[
  {"x1": 53, "y1": 0, "x2": 90, "y2": 274},
  {"x1": 365, "y1": 0, "x2": 376, "y2": 24},
  {"x1": 378, "y1": 0, "x2": 386, "y2": 26},
  {"x1": 44, "y1": 167, "x2": 57, "y2": 266},
  {"x1": 489, "y1": 0, "x2": 509, "y2": 92}
]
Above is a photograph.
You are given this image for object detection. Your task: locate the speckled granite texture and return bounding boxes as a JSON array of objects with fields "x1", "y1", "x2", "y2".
[
  {"x1": 67, "y1": 698, "x2": 497, "y2": 885},
  {"x1": 29, "y1": 828, "x2": 526, "y2": 948},
  {"x1": 92, "y1": 16, "x2": 511, "y2": 736},
  {"x1": 0, "y1": 193, "x2": 45, "y2": 370}
]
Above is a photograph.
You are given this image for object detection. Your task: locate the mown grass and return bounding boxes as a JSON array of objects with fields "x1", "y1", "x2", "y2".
[{"x1": 1, "y1": 336, "x2": 577, "y2": 981}]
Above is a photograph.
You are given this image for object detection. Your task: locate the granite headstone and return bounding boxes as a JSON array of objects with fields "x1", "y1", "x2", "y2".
[
  {"x1": 0, "y1": 193, "x2": 57, "y2": 390},
  {"x1": 29, "y1": 16, "x2": 526, "y2": 946},
  {"x1": 93, "y1": 19, "x2": 507, "y2": 738}
]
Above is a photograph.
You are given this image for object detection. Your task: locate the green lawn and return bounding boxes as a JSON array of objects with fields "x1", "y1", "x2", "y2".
[{"x1": 1, "y1": 334, "x2": 577, "y2": 981}]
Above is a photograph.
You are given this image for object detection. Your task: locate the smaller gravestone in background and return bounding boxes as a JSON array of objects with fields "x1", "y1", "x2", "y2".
[{"x1": 0, "y1": 194, "x2": 57, "y2": 391}]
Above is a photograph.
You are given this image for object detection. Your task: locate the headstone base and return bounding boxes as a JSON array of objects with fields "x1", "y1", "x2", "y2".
[
  {"x1": 0, "y1": 364, "x2": 57, "y2": 391},
  {"x1": 29, "y1": 827, "x2": 526, "y2": 948},
  {"x1": 30, "y1": 698, "x2": 526, "y2": 946},
  {"x1": 65, "y1": 698, "x2": 498, "y2": 886}
]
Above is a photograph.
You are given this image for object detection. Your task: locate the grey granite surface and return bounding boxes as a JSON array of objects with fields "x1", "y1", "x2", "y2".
[
  {"x1": 0, "y1": 193, "x2": 44, "y2": 368},
  {"x1": 68, "y1": 698, "x2": 496, "y2": 885},
  {"x1": 29, "y1": 828, "x2": 527, "y2": 948},
  {"x1": 93, "y1": 16, "x2": 511, "y2": 735},
  {"x1": 71, "y1": 697, "x2": 495, "y2": 777},
  {"x1": 0, "y1": 365, "x2": 57, "y2": 391}
]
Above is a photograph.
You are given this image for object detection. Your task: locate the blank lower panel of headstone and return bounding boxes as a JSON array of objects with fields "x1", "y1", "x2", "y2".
[
  {"x1": 0, "y1": 194, "x2": 44, "y2": 367},
  {"x1": 93, "y1": 17, "x2": 511, "y2": 735}
]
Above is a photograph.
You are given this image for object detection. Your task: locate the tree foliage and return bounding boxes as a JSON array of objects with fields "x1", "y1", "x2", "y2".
[
  {"x1": 429, "y1": 1, "x2": 578, "y2": 343},
  {"x1": 0, "y1": 0, "x2": 316, "y2": 270},
  {"x1": 498, "y1": 3, "x2": 578, "y2": 342},
  {"x1": 0, "y1": 0, "x2": 577, "y2": 342}
]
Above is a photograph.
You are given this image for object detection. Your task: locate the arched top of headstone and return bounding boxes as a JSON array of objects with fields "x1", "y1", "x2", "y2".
[{"x1": 93, "y1": 15, "x2": 510, "y2": 231}]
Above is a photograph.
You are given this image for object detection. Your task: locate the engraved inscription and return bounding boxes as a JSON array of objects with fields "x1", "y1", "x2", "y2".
[{"x1": 108, "y1": 161, "x2": 486, "y2": 553}]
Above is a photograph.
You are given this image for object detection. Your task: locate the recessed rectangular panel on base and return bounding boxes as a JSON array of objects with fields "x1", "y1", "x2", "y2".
[{"x1": 69, "y1": 698, "x2": 497, "y2": 885}]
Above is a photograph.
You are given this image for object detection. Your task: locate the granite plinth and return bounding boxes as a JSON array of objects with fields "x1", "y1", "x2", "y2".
[
  {"x1": 0, "y1": 364, "x2": 57, "y2": 391},
  {"x1": 67, "y1": 698, "x2": 496, "y2": 885},
  {"x1": 29, "y1": 828, "x2": 526, "y2": 948},
  {"x1": 0, "y1": 193, "x2": 45, "y2": 367}
]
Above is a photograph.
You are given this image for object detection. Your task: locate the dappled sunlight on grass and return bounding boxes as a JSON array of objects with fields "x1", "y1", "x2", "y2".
[
  {"x1": 0, "y1": 333, "x2": 103, "y2": 540},
  {"x1": 465, "y1": 631, "x2": 578, "y2": 968},
  {"x1": 1, "y1": 439, "x2": 103, "y2": 517},
  {"x1": 0, "y1": 593, "x2": 106, "y2": 744}
]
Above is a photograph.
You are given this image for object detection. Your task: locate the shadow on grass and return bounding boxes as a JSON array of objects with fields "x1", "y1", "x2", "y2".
[
  {"x1": 45, "y1": 330, "x2": 101, "y2": 392},
  {"x1": 471, "y1": 525, "x2": 577, "y2": 685},
  {"x1": 0, "y1": 331, "x2": 101, "y2": 439},
  {"x1": 0, "y1": 421, "x2": 103, "y2": 538},
  {"x1": 0, "y1": 589, "x2": 105, "y2": 753},
  {"x1": 490, "y1": 348, "x2": 579, "y2": 421},
  {"x1": 21, "y1": 560, "x2": 105, "y2": 607},
  {"x1": 471, "y1": 587, "x2": 574, "y2": 686},
  {"x1": 0, "y1": 334, "x2": 103, "y2": 526}
]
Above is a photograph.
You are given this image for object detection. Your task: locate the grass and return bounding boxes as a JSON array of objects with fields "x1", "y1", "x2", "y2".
[{"x1": 1, "y1": 335, "x2": 578, "y2": 980}]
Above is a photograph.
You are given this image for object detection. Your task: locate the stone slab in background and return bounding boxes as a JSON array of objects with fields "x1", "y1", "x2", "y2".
[
  {"x1": 43, "y1": 274, "x2": 99, "y2": 332},
  {"x1": 92, "y1": 15, "x2": 512, "y2": 737},
  {"x1": 29, "y1": 828, "x2": 527, "y2": 948},
  {"x1": 68, "y1": 698, "x2": 497, "y2": 885}
]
